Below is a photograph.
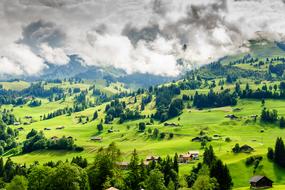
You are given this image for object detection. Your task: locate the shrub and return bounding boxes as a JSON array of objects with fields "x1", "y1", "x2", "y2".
[
  {"x1": 267, "y1": 147, "x2": 274, "y2": 160},
  {"x1": 225, "y1": 137, "x2": 231, "y2": 142},
  {"x1": 160, "y1": 132, "x2": 166, "y2": 139}
]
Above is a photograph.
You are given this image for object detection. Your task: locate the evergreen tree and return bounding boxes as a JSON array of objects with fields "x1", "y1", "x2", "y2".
[
  {"x1": 203, "y1": 146, "x2": 216, "y2": 167},
  {"x1": 210, "y1": 160, "x2": 233, "y2": 190},
  {"x1": 274, "y1": 137, "x2": 285, "y2": 167},
  {"x1": 192, "y1": 165, "x2": 218, "y2": 190},
  {"x1": 93, "y1": 111, "x2": 98, "y2": 120},
  {"x1": 280, "y1": 117, "x2": 285, "y2": 128},
  {"x1": 144, "y1": 169, "x2": 167, "y2": 190},
  {"x1": 173, "y1": 153, "x2": 179, "y2": 173},
  {"x1": 126, "y1": 149, "x2": 142, "y2": 190},
  {"x1": 0, "y1": 157, "x2": 4, "y2": 177},
  {"x1": 6, "y1": 175, "x2": 28, "y2": 190},
  {"x1": 267, "y1": 147, "x2": 274, "y2": 160},
  {"x1": 97, "y1": 123, "x2": 103, "y2": 132}
]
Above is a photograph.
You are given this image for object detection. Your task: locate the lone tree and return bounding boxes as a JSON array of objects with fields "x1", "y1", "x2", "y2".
[
  {"x1": 138, "y1": 122, "x2": 146, "y2": 132},
  {"x1": 97, "y1": 123, "x2": 103, "y2": 132},
  {"x1": 280, "y1": 117, "x2": 285, "y2": 128},
  {"x1": 93, "y1": 111, "x2": 98, "y2": 120}
]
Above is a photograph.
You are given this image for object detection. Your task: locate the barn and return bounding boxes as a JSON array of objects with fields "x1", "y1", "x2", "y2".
[{"x1": 249, "y1": 175, "x2": 273, "y2": 189}]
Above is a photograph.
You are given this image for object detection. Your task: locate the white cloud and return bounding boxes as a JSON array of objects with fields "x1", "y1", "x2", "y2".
[
  {"x1": 40, "y1": 43, "x2": 70, "y2": 65},
  {"x1": 0, "y1": 44, "x2": 46, "y2": 76},
  {"x1": 1, "y1": 0, "x2": 285, "y2": 77}
]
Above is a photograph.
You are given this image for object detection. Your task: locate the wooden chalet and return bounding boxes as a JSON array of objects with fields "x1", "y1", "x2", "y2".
[
  {"x1": 179, "y1": 151, "x2": 199, "y2": 163},
  {"x1": 250, "y1": 175, "x2": 273, "y2": 189}
]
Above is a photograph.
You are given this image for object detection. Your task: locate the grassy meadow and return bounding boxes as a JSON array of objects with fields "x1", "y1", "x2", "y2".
[{"x1": 1, "y1": 78, "x2": 285, "y2": 189}]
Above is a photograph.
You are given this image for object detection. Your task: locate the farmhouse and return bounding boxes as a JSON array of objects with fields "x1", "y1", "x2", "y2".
[
  {"x1": 17, "y1": 127, "x2": 24, "y2": 131},
  {"x1": 90, "y1": 136, "x2": 102, "y2": 142},
  {"x1": 179, "y1": 151, "x2": 199, "y2": 163},
  {"x1": 14, "y1": 122, "x2": 20, "y2": 126},
  {"x1": 249, "y1": 175, "x2": 273, "y2": 189}
]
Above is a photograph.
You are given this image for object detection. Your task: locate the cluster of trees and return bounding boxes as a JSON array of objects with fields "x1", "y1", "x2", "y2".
[
  {"x1": 193, "y1": 89, "x2": 237, "y2": 109},
  {"x1": 104, "y1": 99, "x2": 125, "y2": 124},
  {"x1": 267, "y1": 137, "x2": 285, "y2": 168},
  {"x1": 42, "y1": 107, "x2": 71, "y2": 120},
  {"x1": 0, "y1": 143, "x2": 234, "y2": 190},
  {"x1": 28, "y1": 99, "x2": 42, "y2": 107},
  {"x1": 0, "y1": 143, "x2": 179, "y2": 190},
  {"x1": 104, "y1": 99, "x2": 142, "y2": 124},
  {"x1": 119, "y1": 108, "x2": 142, "y2": 124},
  {"x1": 153, "y1": 85, "x2": 182, "y2": 122},
  {"x1": 269, "y1": 61, "x2": 285, "y2": 76},
  {"x1": 22, "y1": 83, "x2": 64, "y2": 98},
  {"x1": 260, "y1": 108, "x2": 278, "y2": 123},
  {"x1": 0, "y1": 109, "x2": 16, "y2": 125},
  {"x1": 140, "y1": 94, "x2": 152, "y2": 111},
  {"x1": 0, "y1": 157, "x2": 89, "y2": 190},
  {"x1": 260, "y1": 108, "x2": 285, "y2": 128},
  {"x1": 240, "y1": 82, "x2": 285, "y2": 99},
  {"x1": 0, "y1": 118, "x2": 18, "y2": 154},
  {"x1": 186, "y1": 146, "x2": 233, "y2": 190},
  {"x1": 0, "y1": 92, "x2": 27, "y2": 106},
  {"x1": 22, "y1": 129, "x2": 83, "y2": 153},
  {"x1": 177, "y1": 78, "x2": 202, "y2": 90},
  {"x1": 88, "y1": 143, "x2": 179, "y2": 190}
]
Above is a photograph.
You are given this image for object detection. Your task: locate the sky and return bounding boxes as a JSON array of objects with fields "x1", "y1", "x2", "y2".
[{"x1": 0, "y1": 0, "x2": 285, "y2": 77}]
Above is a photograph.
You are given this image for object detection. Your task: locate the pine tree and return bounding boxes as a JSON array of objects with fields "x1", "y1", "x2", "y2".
[
  {"x1": 203, "y1": 145, "x2": 216, "y2": 167},
  {"x1": 210, "y1": 159, "x2": 233, "y2": 190},
  {"x1": 173, "y1": 153, "x2": 179, "y2": 173},
  {"x1": 93, "y1": 111, "x2": 98, "y2": 120},
  {"x1": 274, "y1": 137, "x2": 285, "y2": 167},
  {"x1": 126, "y1": 149, "x2": 142, "y2": 190},
  {"x1": 280, "y1": 117, "x2": 285, "y2": 128},
  {"x1": 0, "y1": 157, "x2": 4, "y2": 177}
]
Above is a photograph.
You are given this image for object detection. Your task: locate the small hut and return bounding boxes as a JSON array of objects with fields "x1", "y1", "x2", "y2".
[
  {"x1": 250, "y1": 175, "x2": 273, "y2": 189},
  {"x1": 56, "y1": 126, "x2": 65, "y2": 130},
  {"x1": 90, "y1": 136, "x2": 102, "y2": 142}
]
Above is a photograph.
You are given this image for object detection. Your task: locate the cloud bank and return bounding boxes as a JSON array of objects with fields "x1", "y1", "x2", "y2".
[{"x1": 1, "y1": 0, "x2": 285, "y2": 77}]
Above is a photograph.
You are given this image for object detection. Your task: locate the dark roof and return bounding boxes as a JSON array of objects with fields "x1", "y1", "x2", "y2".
[{"x1": 250, "y1": 176, "x2": 273, "y2": 183}]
